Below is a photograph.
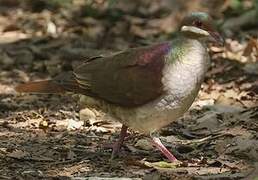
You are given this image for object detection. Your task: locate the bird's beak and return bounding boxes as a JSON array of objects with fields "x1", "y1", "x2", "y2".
[{"x1": 209, "y1": 31, "x2": 225, "y2": 46}]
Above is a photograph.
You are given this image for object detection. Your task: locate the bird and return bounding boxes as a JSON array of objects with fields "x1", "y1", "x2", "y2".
[{"x1": 15, "y1": 12, "x2": 224, "y2": 162}]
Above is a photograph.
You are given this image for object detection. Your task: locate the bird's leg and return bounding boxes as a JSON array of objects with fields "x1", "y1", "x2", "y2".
[
  {"x1": 111, "y1": 124, "x2": 128, "y2": 159},
  {"x1": 151, "y1": 133, "x2": 178, "y2": 162}
]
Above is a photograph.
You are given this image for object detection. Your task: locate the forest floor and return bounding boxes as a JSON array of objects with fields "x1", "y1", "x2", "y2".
[{"x1": 0, "y1": 1, "x2": 258, "y2": 179}]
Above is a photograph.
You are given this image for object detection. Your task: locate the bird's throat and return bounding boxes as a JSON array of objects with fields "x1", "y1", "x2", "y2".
[{"x1": 169, "y1": 37, "x2": 208, "y2": 65}]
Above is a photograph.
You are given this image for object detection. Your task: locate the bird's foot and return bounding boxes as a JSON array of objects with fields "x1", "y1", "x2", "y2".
[
  {"x1": 110, "y1": 125, "x2": 128, "y2": 160},
  {"x1": 151, "y1": 136, "x2": 178, "y2": 162},
  {"x1": 110, "y1": 141, "x2": 122, "y2": 160}
]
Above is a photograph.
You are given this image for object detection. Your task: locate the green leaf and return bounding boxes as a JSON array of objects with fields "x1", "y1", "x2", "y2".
[
  {"x1": 108, "y1": 0, "x2": 118, "y2": 7},
  {"x1": 143, "y1": 160, "x2": 181, "y2": 169}
]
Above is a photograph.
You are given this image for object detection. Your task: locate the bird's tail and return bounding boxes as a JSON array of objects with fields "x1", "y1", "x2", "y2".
[
  {"x1": 15, "y1": 72, "x2": 81, "y2": 94},
  {"x1": 15, "y1": 80, "x2": 66, "y2": 93}
]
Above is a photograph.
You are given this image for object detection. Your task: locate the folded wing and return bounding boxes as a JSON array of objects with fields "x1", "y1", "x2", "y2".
[{"x1": 74, "y1": 42, "x2": 171, "y2": 107}]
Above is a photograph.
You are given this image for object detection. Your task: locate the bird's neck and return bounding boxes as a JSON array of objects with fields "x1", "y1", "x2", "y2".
[{"x1": 168, "y1": 35, "x2": 208, "y2": 66}]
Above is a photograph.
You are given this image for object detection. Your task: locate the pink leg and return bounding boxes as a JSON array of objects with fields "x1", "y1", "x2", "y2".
[
  {"x1": 111, "y1": 124, "x2": 128, "y2": 159},
  {"x1": 152, "y1": 136, "x2": 178, "y2": 162}
]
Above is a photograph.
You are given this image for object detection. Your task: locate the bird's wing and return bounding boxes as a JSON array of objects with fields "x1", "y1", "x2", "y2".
[{"x1": 74, "y1": 42, "x2": 171, "y2": 107}]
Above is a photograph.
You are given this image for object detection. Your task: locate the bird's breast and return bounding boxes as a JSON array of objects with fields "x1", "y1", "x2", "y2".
[{"x1": 162, "y1": 42, "x2": 209, "y2": 105}]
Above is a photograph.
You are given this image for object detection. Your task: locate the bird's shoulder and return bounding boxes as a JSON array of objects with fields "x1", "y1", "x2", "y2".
[{"x1": 75, "y1": 42, "x2": 172, "y2": 70}]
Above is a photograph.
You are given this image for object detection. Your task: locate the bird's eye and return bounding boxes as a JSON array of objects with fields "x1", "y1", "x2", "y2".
[{"x1": 194, "y1": 20, "x2": 203, "y2": 27}]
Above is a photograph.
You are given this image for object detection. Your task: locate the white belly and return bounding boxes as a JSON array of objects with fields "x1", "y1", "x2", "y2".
[{"x1": 118, "y1": 87, "x2": 200, "y2": 134}]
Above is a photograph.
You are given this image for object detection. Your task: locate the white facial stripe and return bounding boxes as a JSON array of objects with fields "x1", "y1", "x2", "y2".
[{"x1": 181, "y1": 26, "x2": 209, "y2": 36}]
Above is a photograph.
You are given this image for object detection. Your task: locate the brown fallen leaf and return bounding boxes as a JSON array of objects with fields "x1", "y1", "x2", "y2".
[{"x1": 243, "y1": 38, "x2": 258, "y2": 57}]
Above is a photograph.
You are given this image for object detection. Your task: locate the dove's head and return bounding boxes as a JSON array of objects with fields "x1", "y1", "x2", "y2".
[{"x1": 180, "y1": 12, "x2": 224, "y2": 46}]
